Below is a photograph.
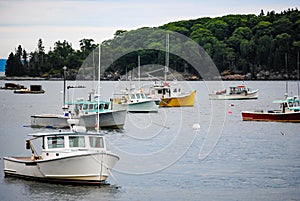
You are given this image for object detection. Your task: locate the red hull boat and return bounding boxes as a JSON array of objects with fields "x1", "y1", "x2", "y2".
[
  {"x1": 242, "y1": 110, "x2": 300, "y2": 123},
  {"x1": 241, "y1": 96, "x2": 300, "y2": 123}
]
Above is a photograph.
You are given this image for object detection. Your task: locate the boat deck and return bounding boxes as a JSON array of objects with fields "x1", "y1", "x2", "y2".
[{"x1": 8, "y1": 156, "x2": 37, "y2": 161}]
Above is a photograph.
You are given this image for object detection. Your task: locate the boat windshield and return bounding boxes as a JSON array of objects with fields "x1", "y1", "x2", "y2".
[
  {"x1": 69, "y1": 136, "x2": 85, "y2": 148},
  {"x1": 89, "y1": 136, "x2": 104, "y2": 148},
  {"x1": 47, "y1": 136, "x2": 65, "y2": 149},
  {"x1": 83, "y1": 104, "x2": 88, "y2": 110},
  {"x1": 46, "y1": 135, "x2": 104, "y2": 149}
]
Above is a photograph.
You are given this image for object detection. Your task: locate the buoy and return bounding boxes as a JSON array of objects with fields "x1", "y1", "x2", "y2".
[
  {"x1": 193, "y1": 123, "x2": 200, "y2": 133},
  {"x1": 229, "y1": 103, "x2": 235, "y2": 107},
  {"x1": 228, "y1": 110, "x2": 232, "y2": 114}
]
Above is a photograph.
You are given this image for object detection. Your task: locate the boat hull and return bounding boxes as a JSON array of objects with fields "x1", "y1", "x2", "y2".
[
  {"x1": 31, "y1": 114, "x2": 70, "y2": 128},
  {"x1": 79, "y1": 109, "x2": 127, "y2": 129},
  {"x1": 3, "y1": 152, "x2": 119, "y2": 185},
  {"x1": 14, "y1": 90, "x2": 45, "y2": 94},
  {"x1": 114, "y1": 100, "x2": 158, "y2": 113},
  {"x1": 128, "y1": 100, "x2": 158, "y2": 112},
  {"x1": 209, "y1": 90, "x2": 258, "y2": 100},
  {"x1": 241, "y1": 111, "x2": 300, "y2": 123},
  {"x1": 159, "y1": 90, "x2": 196, "y2": 107}
]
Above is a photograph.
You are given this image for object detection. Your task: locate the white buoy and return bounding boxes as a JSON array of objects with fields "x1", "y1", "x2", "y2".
[{"x1": 193, "y1": 123, "x2": 200, "y2": 133}]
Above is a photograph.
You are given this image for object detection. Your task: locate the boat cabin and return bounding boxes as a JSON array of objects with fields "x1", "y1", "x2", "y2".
[
  {"x1": 28, "y1": 132, "x2": 106, "y2": 160},
  {"x1": 229, "y1": 85, "x2": 249, "y2": 95},
  {"x1": 149, "y1": 82, "x2": 182, "y2": 99},
  {"x1": 68, "y1": 100, "x2": 111, "y2": 115},
  {"x1": 113, "y1": 92, "x2": 151, "y2": 104},
  {"x1": 128, "y1": 92, "x2": 151, "y2": 102},
  {"x1": 273, "y1": 96, "x2": 300, "y2": 113}
]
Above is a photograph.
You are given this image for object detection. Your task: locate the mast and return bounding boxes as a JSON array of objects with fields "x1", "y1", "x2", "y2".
[
  {"x1": 285, "y1": 52, "x2": 288, "y2": 98},
  {"x1": 62, "y1": 66, "x2": 67, "y2": 110},
  {"x1": 164, "y1": 33, "x2": 169, "y2": 82},
  {"x1": 138, "y1": 55, "x2": 141, "y2": 88},
  {"x1": 297, "y1": 51, "x2": 299, "y2": 97},
  {"x1": 93, "y1": 49, "x2": 96, "y2": 93},
  {"x1": 96, "y1": 45, "x2": 101, "y2": 133}
]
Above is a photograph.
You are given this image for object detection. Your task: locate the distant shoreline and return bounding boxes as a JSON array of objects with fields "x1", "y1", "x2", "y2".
[{"x1": 0, "y1": 75, "x2": 299, "y2": 82}]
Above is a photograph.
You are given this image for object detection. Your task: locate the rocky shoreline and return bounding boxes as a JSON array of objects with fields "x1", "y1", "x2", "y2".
[{"x1": 1, "y1": 69, "x2": 299, "y2": 81}]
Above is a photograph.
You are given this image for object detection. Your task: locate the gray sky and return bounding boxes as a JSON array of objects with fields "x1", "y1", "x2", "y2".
[{"x1": 0, "y1": 0, "x2": 298, "y2": 58}]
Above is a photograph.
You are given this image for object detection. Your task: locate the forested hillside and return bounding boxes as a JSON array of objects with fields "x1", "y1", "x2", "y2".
[
  {"x1": 159, "y1": 8, "x2": 300, "y2": 79},
  {"x1": 4, "y1": 8, "x2": 300, "y2": 80}
]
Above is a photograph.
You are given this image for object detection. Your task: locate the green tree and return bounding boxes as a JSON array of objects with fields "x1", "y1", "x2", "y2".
[
  {"x1": 22, "y1": 49, "x2": 29, "y2": 75},
  {"x1": 5, "y1": 53, "x2": 15, "y2": 76},
  {"x1": 206, "y1": 19, "x2": 229, "y2": 40}
]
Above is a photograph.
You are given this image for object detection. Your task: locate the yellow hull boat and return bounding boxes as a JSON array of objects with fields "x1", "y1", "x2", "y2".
[{"x1": 159, "y1": 90, "x2": 196, "y2": 107}]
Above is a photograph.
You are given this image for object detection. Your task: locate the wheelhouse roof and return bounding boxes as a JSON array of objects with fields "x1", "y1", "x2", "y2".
[
  {"x1": 229, "y1": 85, "x2": 246, "y2": 88},
  {"x1": 273, "y1": 98, "x2": 300, "y2": 104},
  {"x1": 66, "y1": 100, "x2": 110, "y2": 105},
  {"x1": 28, "y1": 131, "x2": 104, "y2": 137}
]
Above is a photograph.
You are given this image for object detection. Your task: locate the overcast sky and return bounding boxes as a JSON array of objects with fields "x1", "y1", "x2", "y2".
[{"x1": 0, "y1": 0, "x2": 298, "y2": 58}]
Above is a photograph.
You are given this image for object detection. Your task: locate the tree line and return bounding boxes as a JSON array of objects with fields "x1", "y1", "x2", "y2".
[
  {"x1": 5, "y1": 8, "x2": 300, "y2": 80},
  {"x1": 5, "y1": 39, "x2": 97, "y2": 78}
]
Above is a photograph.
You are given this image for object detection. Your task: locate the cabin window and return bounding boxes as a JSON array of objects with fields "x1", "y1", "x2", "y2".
[
  {"x1": 101, "y1": 104, "x2": 105, "y2": 110},
  {"x1": 89, "y1": 136, "x2": 104, "y2": 148},
  {"x1": 83, "y1": 104, "x2": 88, "y2": 110},
  {"x1": 158, "y1": 89, "x2": 162, "y2": 94},
  {"x1": 89, "y1": 104, "x2": 94, "y2": 110},
  {"x1": 136, "y1": 94, "x2": 141, "y2": 99},
  {"x1": 104, "y1": 104, "x2": 109, "y2": 109},
  {"x1": 141, "y1": 94, "x2": 145, "y2": 99},
  {"x1": 69, "y1": 136, "x2": 85, "y2": 148},
  {"x1": 76, "y1": 104, "x2": 83, "y2": 110},
  {"x1": 47, "y1": 136, "x2": 65, "y2": 149},
  {"x1": 131, "y1": 94, "x2": 136, "y2": 99}
]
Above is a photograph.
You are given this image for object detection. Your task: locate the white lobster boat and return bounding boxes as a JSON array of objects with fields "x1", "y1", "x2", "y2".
[
  {"x1": 209, "y1": 85, "x2": 259, "y2": 100},
  {"x1": 112, "y1": 86, "x2": 158, "y2": 113},
  {"x1": 3, "y1": 123, "x2": 119, "y2": 185}
]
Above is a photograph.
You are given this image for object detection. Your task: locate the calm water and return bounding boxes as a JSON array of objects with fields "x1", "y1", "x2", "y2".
[{"x1": 0, "y1": 80, "x2": 299, "y2": 201}]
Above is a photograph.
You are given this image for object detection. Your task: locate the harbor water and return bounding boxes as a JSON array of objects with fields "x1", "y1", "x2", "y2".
[{"x1": 0, "y1": 80, "x2": 299, "y2": 201}]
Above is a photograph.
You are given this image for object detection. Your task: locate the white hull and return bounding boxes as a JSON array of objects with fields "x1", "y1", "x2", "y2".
[
  {"x1": 31, "y1": 114, "x2": 70, "y2": 128},
  {"x1": 114, "y1": 100, "x2": 158, "y2": 113},
  {"x1": 31, "y1": 110, "x2": 127, "y2": 129},
  {"x1": 79, "y1": 110, "x2": 127, "y2": 129},
  {"x1": 4, "y1": 152, "x2": 119, "y2": 185},
  {"x1": 209, "y1": 90, "x2": 259, "y2": 100}
]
